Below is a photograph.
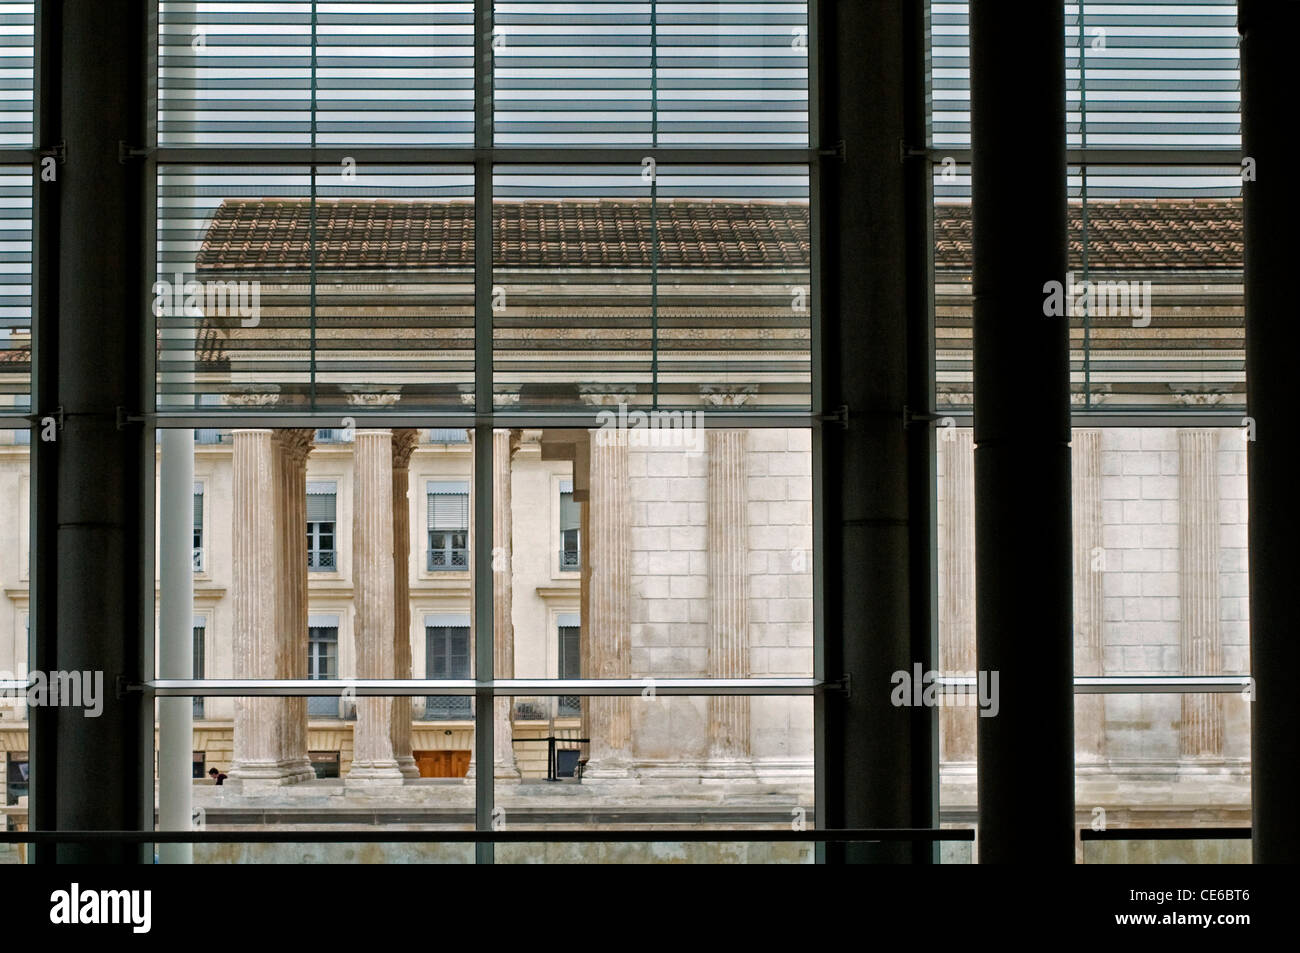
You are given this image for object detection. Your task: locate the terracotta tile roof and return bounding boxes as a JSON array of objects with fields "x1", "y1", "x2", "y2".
[
  {"x1": 196, "y1": 198, "x2": 812, "y2": 272},
  {"x1": 934, "y1": 199, "x2": 1242, "y2": 270},
  {"x1": 197, "y1": 197, "x2": 1242, "y2": 273},
  {"x1": 197, "y1": 199, "x2": 473, "y2": 272},
  {"x1": 194, "y1": 325, "x2": 228, "y2": 367}
]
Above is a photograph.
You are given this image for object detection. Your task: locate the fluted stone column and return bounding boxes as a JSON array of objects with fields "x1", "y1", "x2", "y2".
[
  {"x1": 493, "y1": 430, "x2": 521, "y2": 778},
  {"x1": 390, "y1": 429, "x2": 420, "y2": 778},
  {"x1": 1179, "y1": 429, "x2": 1224, "y2": 757},
  {"x1": 1072, "y1": 429, "x2": 1106, "y2": 761},
  {"x1": 583, "y1": 429, "x2": 633, "y2": 777},
  {"x1": 706, "y1": 430, "x2": 752, "y2": 775},
  {"x1": 469, "y1": 428, "x2": 522, "y2": 780},
  {"x1": 348, "y1": 428, "x2": 404, "y2": 783},
  {"x1": 280, "y1": 430, "x2": 314, "y2": 775},
  {"x1": 228, "y1": 428, "x2": 315, "y2": 786},
  {"x1": 578, "y1": 464, "x2": 592, "y2": 754},
  {"x1": 939, "y1": 429, "x2": 976, "y2": 762},
  {"x1": 465, "y1": 428, "x2": 482, "y2": 780}
]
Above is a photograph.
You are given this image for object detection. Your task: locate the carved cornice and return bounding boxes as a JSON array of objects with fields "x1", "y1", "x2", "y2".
[
  {"x1": 700, "y1": 384, "x2": 757, "y2": 407},
  {"x1": 223, "y1": 386, "x2": 280, "y2": 408},
  {"x1": 578, "y1": 383, "x2": 637, "y2": 407},
  {"x1": 938, "y1": 391, "x2": 973, "y2": 407},
  {"x1": 1171, "y1": 390, "x2": 1228, "y2": 406},
  {"x1": 344, "y1": 388, "x2": 401, "y2": 408}
]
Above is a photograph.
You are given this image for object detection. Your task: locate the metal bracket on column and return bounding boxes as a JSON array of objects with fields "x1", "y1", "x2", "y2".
[
  {"x1": 38, "y1": 141, "x2": 66, "y2": 164},
  {"x1": 116, "y1": 407, "x2": 147, "y2": 430},
  {"x1": 819, "y1": 674, "x2": 852, "y2": 698},
  {"x1": 28, "y1": 407, "x2": 63, "y2": 431},
  {"x1": 117, "y1": 142, "x2": 149, "y2": 164},
  {"x1": 819, "y1": 139, "x2": 846, "y2": 162},
  {"x1": 899, "y1": 140, "x2": 930, "y2": 163},
  {"x1": 817, "y1": 404, "x2": 850, "y2": 429},
  {"x1": 116, "y1": 676, "x2": 147, "y2": 699},
  {"x1": 903, "y1": 406, "x2": 943, "y2": 431}
]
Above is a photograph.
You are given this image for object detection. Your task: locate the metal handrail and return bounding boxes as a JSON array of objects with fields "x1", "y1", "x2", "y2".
[{"x1": 1080, "y1": 827, "x2": 1250, "y2": 841}]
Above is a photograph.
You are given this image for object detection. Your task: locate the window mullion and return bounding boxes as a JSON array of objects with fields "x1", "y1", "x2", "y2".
[{"x1": 472, "y1": 0, "x2": 495, "y2": 864}]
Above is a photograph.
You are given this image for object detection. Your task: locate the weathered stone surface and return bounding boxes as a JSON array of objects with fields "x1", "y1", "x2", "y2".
[{"x1": 228, "y1": 429, "x2": 314, "y2": 787}]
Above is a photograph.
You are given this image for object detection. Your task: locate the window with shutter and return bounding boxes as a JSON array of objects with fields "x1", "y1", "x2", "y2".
[
  {"x1": 425, "y1": 622, "x2": 472, "y2": 720},
  {"x1": 427, "y1": 481, "x2": 470, "y2": 570},
  {"x1": 557, "y1": 612, "x2": 581, "y2": 717},
  {"x1": 192, "y1": 483, "x2": 204, "y2": 571},
  {"x1": 306, "y1": 481, "x2": 338, "y2": 570},
  {"x1": 192, "y1": 615, "x2": 206, "y2": 719},
  {"x1": 559, "y1": 479, "x2": 580, "y2": 571},
  {"x1": 307, "y1": 619, "x2": 341, "y2": 718}
]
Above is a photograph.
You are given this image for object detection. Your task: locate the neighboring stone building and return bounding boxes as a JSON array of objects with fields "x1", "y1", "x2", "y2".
[
  {"x1": 938, "y1": 426, "x2": 1251, "y2": 861},
  {"x1": 933, "y1": 198, "x2": 1250, "y2": 859},
  {"x1": 1, "y1": 198, "x2": 1250, "y2": 861}
]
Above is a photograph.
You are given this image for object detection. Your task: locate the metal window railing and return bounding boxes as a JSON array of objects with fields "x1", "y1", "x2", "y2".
[
  {"x1": 511, "y1": 696, "x2": 582, "y2": 720},
  {"x1": 308, "y1": 550, "x2": 336, "y2": 571},
  {"x1": 428, "y1": 547, "x2": 468, "y2": 571},
  {"x1": 428, "y1": 429, "x2": 469, "y2": 444},
  {"x1": 423, "y1": 696, "x2": 473, "y2": 721}
]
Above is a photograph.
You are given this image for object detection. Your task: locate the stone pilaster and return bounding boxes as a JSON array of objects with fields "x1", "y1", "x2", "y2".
[
  {"x1": 1179, "y1": 429, "x2": 1224, "y2": 757},
  {"x1": 1072, "y1": 429, "x2": 1106, "y2": 761},
  {"x1": 492, "y1": 429, "x2": 521, "y2": 778},
  {"x1": 228, "y1": 428, "x2": 315, "y2": 786},
  {"x1": 706, "y1": 430, "x2": 752, "y2": 773},
  {"x1": 940, "y1": 429, "x2": 976, "y2": 762},
  {"x1": 390, "y1": 429, "x2": 420, "y2": 778},
  {"x1": 583, "y1": 429, "x2": 633, "y2": 777},
  {"x1": 347, "y1": 428, "x2": 404, "y2": 783},
  {"x1": 466, "y1": 428, "x2": 480, "y2": 780},
  {"x1": 578, "y1": 459, "x2": 592, "y2": 754},
  {"x1": 279, "y1": 429, "x2": 314, "y2": 777}
]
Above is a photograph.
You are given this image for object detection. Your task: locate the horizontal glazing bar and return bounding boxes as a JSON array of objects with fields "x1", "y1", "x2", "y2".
[
  {"x1": 929, "y1": 411, "x2": 1253, "y2": 429},
  {"x1": 149, "y1": 413, "x2": 822, "y2": 430},
  {"x1": 1073, "y1": 675, "x2": 1252, "y2": 694},
  {"x1": 0, "y1": 828, "x2": 975, "y2": 845},
  {"x1": 129, "y1": 677, "x2": 823, "y2": 696},
  {"x1": 0, "y1": 675, "x2": 1243, "y2": 698},
  {"x1": 933, "y1": 675, "x2": 1251, "y2": 695},
  {"x1": 151, "y1": 147, "x2": 821, "y2": 165},
  {"x1": 925, "y1": 148, "x2": 1243, "y2": 166}
]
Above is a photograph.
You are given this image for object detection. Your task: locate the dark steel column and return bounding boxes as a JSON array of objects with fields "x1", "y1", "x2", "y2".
[
  {"x1": 38, "y1": 0, "x2": 151, "y2": 863},
  {"x1": 28, "y1": 0, "x2": 62, "y2": 861},
  {"x1": 1240, "y1": 0, "x2": 1300, "y2": 865},
  {"x1": 969, "y1": 0, "x2": 1074, "y2": 862},
  {"x1": 817, "y1": 0, "x2": 936, "y2": 863}
]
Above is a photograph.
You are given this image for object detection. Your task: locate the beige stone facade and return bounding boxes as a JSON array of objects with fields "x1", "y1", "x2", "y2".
[
  {"x1": 0, "y1": 422, "x2": 1251, "y2": 859},
  {"x1": 937, "y1": 427, "x2": 1251, "y2": 858},
  {"x1": 0, "y1": 425, "x2": 815, "y2": 785}
]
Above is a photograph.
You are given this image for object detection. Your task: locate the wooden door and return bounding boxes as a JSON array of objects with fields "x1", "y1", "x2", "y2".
[{"x1": 414, "y1": 750, "x2": 472, "y2": 778}]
